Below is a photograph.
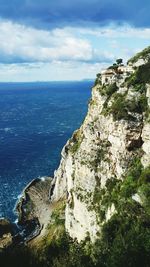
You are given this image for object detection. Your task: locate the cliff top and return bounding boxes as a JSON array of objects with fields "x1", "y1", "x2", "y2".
[{"x1": 128, "y1": 46, "x2": 150, "y2": 65}]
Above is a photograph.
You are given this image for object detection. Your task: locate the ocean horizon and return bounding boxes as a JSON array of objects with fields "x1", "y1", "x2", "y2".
[{"x1": 0, "y1": 81, "x2": 93, "y2": 221}]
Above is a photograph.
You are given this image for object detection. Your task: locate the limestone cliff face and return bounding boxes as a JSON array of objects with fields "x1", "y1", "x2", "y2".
[
  {"x1": 142, "y1": 85, "x2": 150, "y2": 167},
  {"x1": 50, "y1": 51, "x2": 150, "y2": 242}
]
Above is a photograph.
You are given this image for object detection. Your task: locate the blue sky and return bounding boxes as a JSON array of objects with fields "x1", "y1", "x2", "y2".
[{"x1": 0, "y1": 0, "x2": 150, "y2": 81}]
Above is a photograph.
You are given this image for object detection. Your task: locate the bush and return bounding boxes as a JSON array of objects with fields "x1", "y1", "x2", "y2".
[
  {"x1": 138, "y1": 166, "x2": 150, "y2": 185},
  {"x1": 100, "y1": 83, "x2": 118, "y2": 97},
  {"x1": 108, "y1": 93, "x2": 129, "y2": 120},
  {"x1": 126, "y1": 95, "x2": 147, "y2": 114},
  {"x1": 120, "y1": 175, "x2": 137, "y2": 198},
  {"x1": 128, "y1": 46, "x2": 150, "y2": 64},
  {"x1": 94, "y1": 73, "x2": 102, "y2": 86},
  {"x1": 105, "y1": 83, "x2": 118, "y2": 97},
  {"x1": 127, "y1": 62, "x2": 150, "y2": 88},
  {"x1": 70, "y1": 130, "x2": 83, "y2": 154},
  {"x1": 98, "y1": 213, "x2": 150, "y2": 267},
  {"x1": 104, "y1": 91, "x2": 148, "y2": 120}
]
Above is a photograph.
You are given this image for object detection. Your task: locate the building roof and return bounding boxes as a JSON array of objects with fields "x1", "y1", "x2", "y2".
[{"x1": 101, "y1": 69, "x2": 115, "y2": 75}]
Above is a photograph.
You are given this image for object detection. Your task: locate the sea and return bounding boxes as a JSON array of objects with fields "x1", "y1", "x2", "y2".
[{"x1": 0, "y1": 81, "x2": 93, "y2": 221}]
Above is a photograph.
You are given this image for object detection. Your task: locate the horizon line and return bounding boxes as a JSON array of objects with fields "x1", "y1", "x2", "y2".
[{"x1": 0, "y1": 79, "x2": 95, "y2": 84}]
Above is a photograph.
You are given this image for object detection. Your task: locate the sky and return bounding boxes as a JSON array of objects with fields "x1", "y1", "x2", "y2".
[{"x1": 0, "y1": 0, "x2": 150, "y2": 81}]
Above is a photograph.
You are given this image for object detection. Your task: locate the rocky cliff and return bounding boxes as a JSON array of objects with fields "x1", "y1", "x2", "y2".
[
  {"x1": 49, "y1": 46, "x2": 150, "y2": 242},
  {"x1": 1, "y1": 47, "x2": 150, "y2": 267}
]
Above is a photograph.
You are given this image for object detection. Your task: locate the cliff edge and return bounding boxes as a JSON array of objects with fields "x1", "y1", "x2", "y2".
[
  {"x1": 1, "y1": 47, "x2": 150, "y2": 267},
  {"x1": 49, "y1": 47, "x2": 150, "y2": 243}
]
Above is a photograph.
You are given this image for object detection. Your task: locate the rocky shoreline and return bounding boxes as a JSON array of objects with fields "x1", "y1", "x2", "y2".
[{"x1": 0, "y1": 177, "x2": 53, "y2": 249}]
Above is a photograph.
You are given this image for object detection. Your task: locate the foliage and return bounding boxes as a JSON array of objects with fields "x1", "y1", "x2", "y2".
[
  {"x1": 92, "y1": 158, "x2": 147, "y2": 219},
  {"x1": 126, "y1": 61, "x2": 150, "y2": 88},
  {"x1": 89, "y1": 141, "x2": 111, "y2": 171},
  {"x1": 99, "y1": 83, "x2": 118, "y2": 97},
  {"x1": 109, "y1": 93, "x2": 129, "y2": 120},
  {"x1": 1, "y1": 160, "x2": 150, "y2": 267},
  {"x1": 108, "y1": 59, "x2": 123, "y2": 70},
  {"x1": 108, "y1": 64, "x2": 118, "y2": 71},
  {"x1": 105, "y1": 83, "x2": 118, "y2": 97},
  {"x1": 128, "y1": 46, "x2": 150, "y2": 64},
  {"x1": 93, "y1": 213, "x2": 150, "y2": 267},
  {"x1": 103, "y1": 90, "x2": 148, "y2": 120},
  {"x1": 101, "y1": 59, "x2": 150, "y2": 121},
  {"x1": 94, "y1": 73, "x2": 102, "y2": 86},
  {"x1": 70, "y1": 129, "x2": 83, "y2": 154},
  {"x1": 51, "y1": 205, "x2": 65, "y2": 226},
  {"x1": 116, "y1": 58, "x2": 123, "y2": 65},
  {"x1": 89, "y1": 158, "x2": 150, "y2": 267},
  {"x1": 103, "y1": 93, "x2": 131, "y2": 120}
]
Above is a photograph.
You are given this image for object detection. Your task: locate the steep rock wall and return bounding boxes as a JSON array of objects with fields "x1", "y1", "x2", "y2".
[{"x1": 51, "y1": 59, "x2": 150, "y2": 241}]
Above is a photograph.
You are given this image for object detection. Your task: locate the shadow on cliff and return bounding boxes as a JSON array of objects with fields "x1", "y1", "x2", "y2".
[{"x1": 0, "y1": 244, "x2": 40, "y2": 267}]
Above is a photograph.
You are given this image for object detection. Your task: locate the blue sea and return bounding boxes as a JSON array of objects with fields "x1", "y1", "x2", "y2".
[{"x1": 0, "y1": 81, "x2": 92, "y2": 221}]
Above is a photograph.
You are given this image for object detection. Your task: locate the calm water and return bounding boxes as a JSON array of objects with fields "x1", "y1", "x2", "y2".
[{"x1": 0, "y1": 81, "x2": 92, "y2": 220}]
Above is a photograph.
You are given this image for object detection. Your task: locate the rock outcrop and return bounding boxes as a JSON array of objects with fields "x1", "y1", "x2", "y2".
[
  {"x1": 16, "y1": 178, "x2": 53, "y2": 241},
  {"x1": 0, "y1": 219, "x2": 13, "y2": 249},
  {"x1": 49, "y1": 47, "x2": 150, "y2": 242}
]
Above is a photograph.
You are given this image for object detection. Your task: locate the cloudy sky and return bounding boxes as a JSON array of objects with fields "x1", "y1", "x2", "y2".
[{"x1": 0, "y1": 0, "x2": 150, "y2": 81}]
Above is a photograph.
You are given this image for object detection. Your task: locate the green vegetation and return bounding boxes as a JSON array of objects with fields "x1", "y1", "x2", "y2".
[
  {"x1": 108, "y1": 63, "x2": 118, "y2": 70},
  {"x1": 88, "y1": 98, "x2": 97, "y2": 107},
  {"x1": 93, "y1": 211, "x2": 150, "y2": 267},
  {"x1": 126, "y1": 61, "x2": 150, "y2": 88},
  {"x1": 100, "y1": 56, "x2": 150, "y2": 121},
  {"x1": 69, "y1": 191, "x2": 75, "y2": 209},
  {"x1": 91, "y1": 157, "x2": 149, "y2": 220},
  {"x1": 108, "y1": 59, "x2": 123, "y2": 70},
  {"x1": 128, "y1": 46, "x2": 150, "y2": 64},
  {"x1": 89, "y1": 141, "x2": 111, "y2": 170},
  {"x1": 90, "y1": 147, "x2": 107, "y2": 169},
  {"x1": 103, "y1": 91, "x2": 148, "y2": 120},
  {"x1": 50, "y1": 204, "x2": 65, "y2": 226},
  {"x1": 88, "y1": 159, "x2": 150, "y2": 266},
  {"x1": 102, "y1": 93, "x2": 130, "y2": 120},
  {"x1": 1, "y1": 159, "x2": 150, "y2": 267},
  {"x1": 35, "y1": 158, "x2": 149, "y2": 267},
  {"x1": 98, "y1": 82, "x2": 118, "y2": 97},
  {"x1": 70, "y1": 129, "x2": 84, "y2": 154},
  {"x1": 116, "y1": 58, "x2": 123, "y2": 65},
  {"x1": 107, "y1": 93, "x2": 129, "y2": 120},
  {"x1": 94, "y1": 73, "x2": 102, "y2": 86},
  {"x1": 125, "y1": 62, "x2": 150, "y2": 118}
]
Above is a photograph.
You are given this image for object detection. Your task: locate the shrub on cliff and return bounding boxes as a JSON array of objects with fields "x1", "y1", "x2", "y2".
[
  {"x1": 99, "y1": 82, "x2": 118, "y2": 97},
  {"x1": 127, "y1": 62, "x2": 150, "y2": 88}
]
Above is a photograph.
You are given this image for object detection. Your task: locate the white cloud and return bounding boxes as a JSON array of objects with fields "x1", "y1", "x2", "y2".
[
  {"x1": 0, "y1": 20, "x2": 150, "y2": 81},
  {"x1": 0, "y1": 20, "x2": 117, "y2": 65},
  {"x1": 76, "y1": 24, "x2": 150, "y2": 39},
  {"x1": 0, "y1": 61, "x2": 108, "y2": 82},
  {"x1": 0, "y1": 20, "x2": 94, "y2": 63}
]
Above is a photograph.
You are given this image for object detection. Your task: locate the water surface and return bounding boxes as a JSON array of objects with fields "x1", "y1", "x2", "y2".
[{"x1": 0, "y1": 81, "x2": 92, "y2": 220}]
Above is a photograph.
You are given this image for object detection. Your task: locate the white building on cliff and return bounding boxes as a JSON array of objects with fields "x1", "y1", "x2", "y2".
[{"x1": 101, "y1": 63, "x2": 134, "y2": 85}]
